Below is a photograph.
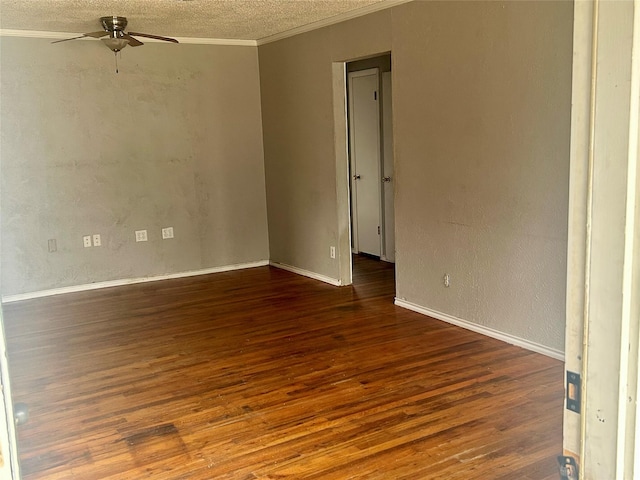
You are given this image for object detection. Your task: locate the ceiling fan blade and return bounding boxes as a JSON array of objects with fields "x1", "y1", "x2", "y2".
[
  {"x1": 127, "y1": 32, "x2": 179, "y2": 44},
  {"x1": 51, "y1": 35, "x2": 85, "y2": 44},
  {"x1": 51, "y1": 31, "x2": 109, "y2": 44},
  {"x1": 123, "y1": 34, "x2": 144, "y2": 47},
  {"x1": 83, "y1": 31, "x2": 110, "y2": 39}
]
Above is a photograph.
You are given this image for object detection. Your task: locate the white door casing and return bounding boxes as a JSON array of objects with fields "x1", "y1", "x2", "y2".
[
  {"x1": 0, "y1": 306, "x2": 20, "y2": 479},
  {"x1": 565, "y1": 1, "x2": 640, "y2": 478}
]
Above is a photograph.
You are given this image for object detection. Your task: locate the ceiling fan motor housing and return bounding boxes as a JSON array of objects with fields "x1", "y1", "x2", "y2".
[
  {"x1": 100, "y1": 17, "x2": 129, "y2": 53},
  {"x1": 100, "y1": 16, "x2": 128, "y2": 32}
]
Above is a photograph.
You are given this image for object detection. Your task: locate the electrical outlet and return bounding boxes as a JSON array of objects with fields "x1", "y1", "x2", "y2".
[
  {"x1": 93, "y1": 234, "x2": 101, "y2": 247},
  {"x1": 83, "y1": 235, "x2": 92, "y2": 248},
  {"x1": 135, "y1": 230, "x2": 148, "y2": 242},
  {"x1": 162, "y1": 227, "x2": 174, "y2": 239},
  {"x1": 443, "y1": 273, "x2": 450, "y2": 288},
  {"x1": 330, "y1": 246, "x2": 336, "y2": 259},
  {"x1": 48, "y1": 239, "x2": 57, "y2": 253}
]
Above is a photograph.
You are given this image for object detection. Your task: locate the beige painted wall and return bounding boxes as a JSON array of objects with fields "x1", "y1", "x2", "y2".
[
  {"x1": 0, "y1": 38, "x2": 269, "y2": 296},
  {"x1": 259, "y1": 1, "x2": 573, "y2": 351}
]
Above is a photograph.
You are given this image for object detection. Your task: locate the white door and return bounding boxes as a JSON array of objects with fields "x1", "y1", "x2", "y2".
[
  {"x1": 381, "y1": 71, "x2": 395, "y2": 263},
  {"x1": 349, "y1": 69, "x2": 382, "y2": 257},
  {"x1": 0, "y1": 306, "x2": 20, "y2": 479}
]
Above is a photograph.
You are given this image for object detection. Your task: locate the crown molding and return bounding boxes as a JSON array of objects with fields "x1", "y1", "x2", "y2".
[
  {"x1": 256, "y1": 0, "x2": 413, "y2": 46},
  {"x1": 175, "y1": 36, "x2": 256, "y2": 47},
  {"x1": 0, "y1": 29, "x2": 75, "y2": 40},
  {"x1": 0, "y1": 29, "x2": 257, "y2": 47}
]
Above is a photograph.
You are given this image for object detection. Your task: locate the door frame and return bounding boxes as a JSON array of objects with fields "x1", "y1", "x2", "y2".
[
  {"x1": 332, "y1": 62, "x2": 353, "y2": 286},
  {"x1": 0, "y1": 306, "x2": 20, "y2": 478},
  {"x1": 332, "y1": 54, "x2": 395, "y2": 287}
]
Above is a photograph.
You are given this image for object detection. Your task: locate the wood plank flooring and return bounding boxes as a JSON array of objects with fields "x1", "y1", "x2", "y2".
[{"x1": 2, "y1": 256, "x2": 564, "y2": 479}]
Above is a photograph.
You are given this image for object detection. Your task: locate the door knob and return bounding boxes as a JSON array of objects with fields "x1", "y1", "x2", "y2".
[
  {"x1": 382, "y1": 176, "x2": 392, "y2": 183},
  {"x1": 353, "y1": 174, "x2": 361, "y2": 180},
  {"x1": 14, "y1": 402, "x2": 28, "y2": 425}
]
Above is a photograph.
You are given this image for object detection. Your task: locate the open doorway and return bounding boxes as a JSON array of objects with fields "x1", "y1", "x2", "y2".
[{"x1": 345, "y1": 54, "x2": 395, "y2": 288}]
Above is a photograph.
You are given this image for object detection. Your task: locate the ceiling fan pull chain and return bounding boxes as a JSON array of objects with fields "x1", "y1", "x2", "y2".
[{"x1": 114, "y1": 52, "x2": 119, "y2": 74}]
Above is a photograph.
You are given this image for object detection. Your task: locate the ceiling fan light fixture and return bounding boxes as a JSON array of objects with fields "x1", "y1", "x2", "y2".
[{"x1": 102, "y1": 36, "x2": 129, "y2": 53}]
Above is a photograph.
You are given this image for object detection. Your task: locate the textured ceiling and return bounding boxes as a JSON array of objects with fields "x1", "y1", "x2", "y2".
[{"x1": 0, "y1": 0, "x2": 394, "y2": 41}]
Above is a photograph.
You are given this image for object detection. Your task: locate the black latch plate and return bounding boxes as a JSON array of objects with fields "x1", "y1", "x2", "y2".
[{"x1": 566, "y1": 371, "x2": 581, "y2": 413}]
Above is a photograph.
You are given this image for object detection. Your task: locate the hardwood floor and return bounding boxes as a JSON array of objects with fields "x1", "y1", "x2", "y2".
[{"x1": 3, "y1": 256, "x2": 564, "y2": 479}]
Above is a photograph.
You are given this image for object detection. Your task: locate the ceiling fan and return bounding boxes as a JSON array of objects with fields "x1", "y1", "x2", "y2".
[
  {"x1": 52, "y1": 16, "x2": 178, "y2": 72},
  {"x1": 53, "y1": 16, "x2": 178, "y2": 51}
]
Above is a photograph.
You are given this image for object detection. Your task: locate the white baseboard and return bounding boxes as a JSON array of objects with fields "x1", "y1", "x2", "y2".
[
  {"x1": 269, "y1": 262, "x2": 342, "y2": 286},
  {"x1": 5, "y1": 266, "x2": 562, "y2": 362},
  {"x1": 394, "y1": 298, "x2": 565, "y2": 361},
  {"x1": 2, "y1": 260, "x2": 270, "y2": 303}
]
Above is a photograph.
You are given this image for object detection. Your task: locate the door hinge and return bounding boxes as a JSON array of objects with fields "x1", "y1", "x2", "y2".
[
  {"x1": 374, "y1": 91, "x2": 378, "y2": 100},
  {"x1": 377, "y1": 226, "x2": 380, "y2": 235}
]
